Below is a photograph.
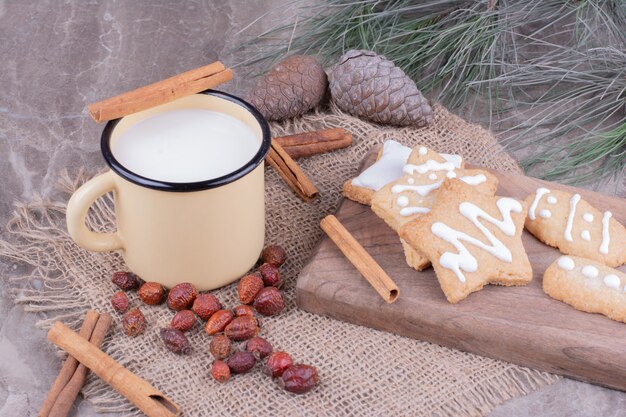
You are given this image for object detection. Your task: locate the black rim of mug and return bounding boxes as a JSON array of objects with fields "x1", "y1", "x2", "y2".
[{"x1": 100, "y1": 89, "x2": 271, "y2": 192}]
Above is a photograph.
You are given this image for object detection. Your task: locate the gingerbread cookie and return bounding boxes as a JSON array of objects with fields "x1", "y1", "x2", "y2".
[
  {"x1": 371, "y1": 145, "x2": 497, "y2": 270},
  {"x1": 343, "y1": 140, "x2": 412, "y2": 205},
  {"x1": 544, "y1": 255, "x2": 626, "y2": 323},
  {"x1": 525, "y1": 188, "x2": 626, "y2": 267},
  {"x1": 343, "y1": 140, "x2": 463, "y2": 206},
  {"x1": 400, "y1": 179, "x2": 532, "y2": 303}
]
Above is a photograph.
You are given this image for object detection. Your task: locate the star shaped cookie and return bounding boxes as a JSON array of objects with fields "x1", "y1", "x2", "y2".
[
  {"x1": 343, "y1": 140, "x2": 412, "y2": 206},
  {"x1": 400, "y1": 179, "x2": 532, "y2": 303},
  {"x1": 371, "y1": 145, "x2": 498, "y2": 270}
]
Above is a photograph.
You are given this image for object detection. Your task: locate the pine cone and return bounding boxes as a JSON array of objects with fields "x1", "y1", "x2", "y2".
[
  {"x1": 246, "y1": 55, "x2": 327, "y2": 121},
  {"x1": 329, "y1": 50, "x2": 433, "y2": 127}
]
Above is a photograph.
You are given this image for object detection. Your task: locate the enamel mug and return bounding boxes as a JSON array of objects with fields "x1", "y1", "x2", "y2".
[{"x1": 66, "y1": 90, "x2": 271, "y2": 290}]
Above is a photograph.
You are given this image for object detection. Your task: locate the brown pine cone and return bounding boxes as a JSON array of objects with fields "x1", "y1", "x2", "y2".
[
  {"x1": 329, "y1": 49, "x2": 433, "y2": 127},
  {"x1": 246, "y1": 55, "x2": 328, "y2": 121}
]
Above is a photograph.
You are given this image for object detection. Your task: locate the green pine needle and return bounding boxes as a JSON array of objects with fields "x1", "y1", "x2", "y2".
[{"x1": 235, "y1": 0, "x2": 626, "y2": 185}]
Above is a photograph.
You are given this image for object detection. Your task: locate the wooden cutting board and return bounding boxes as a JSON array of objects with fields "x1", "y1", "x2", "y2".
[{"x1": 297, "y1": 151, "x2": 626, "y2": 391}]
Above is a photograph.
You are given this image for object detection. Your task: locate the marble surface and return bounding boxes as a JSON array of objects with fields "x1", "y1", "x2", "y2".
[{"x1": 0, "y1": 1, "x2": 624, "y2": 416}]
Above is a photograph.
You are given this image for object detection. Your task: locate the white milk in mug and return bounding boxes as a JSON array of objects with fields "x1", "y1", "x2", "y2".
[{"x1": 66, "y1": 91, "x2": 271, "y2": 290}]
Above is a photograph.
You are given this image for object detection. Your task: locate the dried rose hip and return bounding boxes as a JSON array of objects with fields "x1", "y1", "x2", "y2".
[
  {"x1": 209, "y1": 334, "x2": 231, "y2": 360},
  {"x1": 280, "y1": 364, "x2": 319, "y2": 394},
  {"x1": 237, "y1": 272, "x2": 264, "y2": 305},
  {"x1": 263, "y1": 351, "x2": 293, "y2": 378},
  {"x1": 111, "y1": 271, "x2": 142, "y2": 291},
  {"x1": 253, "y1": 287, "x2": 285, "y2": 316},
  {"x1": 211, "y1": 360, "x2": 230, "y2": 383},
  {"x1": 224, "y1": 316, "x2": 260, "y2": 341},
  {"x1": 138, "y1": 282, "x2": 166, "y2": 305},
  {"x1": 167, "y1": 282, "x2": 198, "y2": 311},
  {"x1": 227, "y1": 351, "x2": 256, "y2": 374},
  {"x1": 246, "y1": 337, "x2": 273, "y2": 359},
  {"x1": 261, "y1": 245, "x2": 287, "y2": 267},
  {"x1": 110, "y1": 291, "x2": 129, "y2": 313},
  {"x1": 122, "y1": 308, "x2": 146, "y2": 337},
  {"x1": 205, "y1": 309, "x2": 234, "y2": 335},
  {"x1": 170, "y1": 310, "x2": 196, "y2": 333},
  {"x1": 233, "y1": 305, "x2": 255, "y2": 318},
  {"x1": 192, "y1": 294, "x2": 221, "y2": 321},
  {"x1": 160, "y1": 328, "x2": 191, "y2": 354},
  {"x1": 258, "y1": 263, "x2": 282, "y2": 287}
]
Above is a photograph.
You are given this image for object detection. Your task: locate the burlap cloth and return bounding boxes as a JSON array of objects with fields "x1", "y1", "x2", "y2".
[{"x1": 0, "y1": 103, "x2": 559, "y2": 416}]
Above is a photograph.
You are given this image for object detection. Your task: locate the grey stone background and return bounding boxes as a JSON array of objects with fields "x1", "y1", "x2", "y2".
[{"x1": 0, "y1": 1, "x2": 624, "y2": 416}]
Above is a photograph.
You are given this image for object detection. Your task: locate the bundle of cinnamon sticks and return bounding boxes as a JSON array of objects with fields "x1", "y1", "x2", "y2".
[{"x1": 39, "y1": 310, "x2": 112, "y2": 417}]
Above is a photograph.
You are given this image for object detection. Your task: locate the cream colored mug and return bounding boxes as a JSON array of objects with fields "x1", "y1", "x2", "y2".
[{"x1": 66, "y1": 90, "x2": 271, "y2": 290}]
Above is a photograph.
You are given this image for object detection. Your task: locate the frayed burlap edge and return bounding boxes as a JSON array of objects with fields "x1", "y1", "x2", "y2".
[{"x1": 0, "y1": 105, "x2": 560, "y2": 417}]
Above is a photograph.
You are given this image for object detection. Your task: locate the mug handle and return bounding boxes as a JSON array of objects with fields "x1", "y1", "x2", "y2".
[{"x1": 66, "y1": 171, "x2": 124, "y2": 252}]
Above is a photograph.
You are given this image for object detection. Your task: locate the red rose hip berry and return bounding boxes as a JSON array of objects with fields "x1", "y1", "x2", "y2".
[
  {"x1": 237, "y1": 272, "x2": 264, "y2": 305},
  {"x1": 122, "y1": 308, "x2": 146, "y2": 337},
  {"x1": 258, "y1": 262, "x2": 282, "y2": 287},
  {"x1": 280, "y1": 364, "x2": 319, "y2": 394},
  {"x1": 263, "y1": 351, "x2": 293, "y2": 378},
  {"x1": 261, "y1": 245, "x2": 287, "y2": 267},
  {"x1": 227, "y1": 351, "x2": 256, "y2": 374},
  {"x1": 110, "y1": 291, "x2": 129, "y2": 313},
  {"x1": 253, "y1": 287, "x2": 285, "y2": 316},
  {"x1": 192, "y1": 294, "x2": 222, "y2": 320},
  {"x1": 111, "y1": 271, "x2": 143, "y2": 291},
  {"x1": 246, "y1": 337, "x2": 273, "y2": 359},
  {"x1": 170, "y1": 310, "x2": 196, "y2": 332},
  {"x1": 167, "y1": 282, "x2": 198, "y2": 310},
  {"x1": 138, "y1": 282, "x2": 166, "y2": 305},
  {"x1": 211, "y1": 360, "x2": 230, "y2": 383}
]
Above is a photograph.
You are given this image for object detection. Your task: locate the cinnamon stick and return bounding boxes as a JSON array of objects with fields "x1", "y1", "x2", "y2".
[
  {"x1": 320, "y1": 215, "x2": 400, "y2": 303},
  {"x1": 267, "y1": 140, "x2": 319, "y2": 202},
  {"x1": 39, "y1": 310, "x2": 100, "y2": 417},
  {"x1": 274, "y1": 128, "x2": 352, "y2": 159},
  {"x1": 88, "y1": 61, "x2": 232, "y2": 123},
  {"x1": 48, "y1": 313, "x2": 112, "y2": 417},
  {"x1": 48, "y1": 321, "x2": 182, "y2": 417}
]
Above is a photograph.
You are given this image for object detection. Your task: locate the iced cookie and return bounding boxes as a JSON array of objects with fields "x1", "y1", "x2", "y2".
[
  {"x1": 544, "y1": 255, "x2": 626, "y2": 323},
  {"x1": 400, "y1": 179, "x2": 532, "y2": 303},
  {"x1": 343, "y1": 140, "x2": 463, "y2": 206},
  {"x1": 371, "y1": 145, "x2": 497, "y2": 270},
  {"x1": 525, "y1": 188, "x2": 626, "y2": 267},
  {"x1": 343, "y1": 140, "x2": 412, "y2": 205}
]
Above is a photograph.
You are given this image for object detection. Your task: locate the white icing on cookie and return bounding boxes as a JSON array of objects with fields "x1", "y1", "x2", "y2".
[
  {"x1": 539, "y1": 209, "x2": 552, "y2": 219},
  {"x1": 446, "y1": 171, "x2": 457, "y2": 179},
  {"x1": 407, "y1": 178, "x2": 415, "y2": 184},
  {"x1": 400, "y1": 207, "x2": 430, "y2": 216},
  {"x1": 418, "y1": 146, "x2": 427, "y2": 156},
  {"x1": 396, "y1": 196, "x2": 409, "y2": 207},
  {"x1": 351, "y1": 140, "x2": 411, "y2": 191},
  {"x1": 557, "y1": 256, "x2": 575, "y2": 271},
  {"x1": 583, "y1": 213, "x2": 594, "y2": 222},
  {"x1": 392, "y1": 181, "x2": 443, "y2": 197},
  {"x1": 603, "y1": 274, "x2": 620, "y2": 290},
  {"x1": 547, "y1": 196, "x2": 557, "y2": 204},
  {"x1": 528, "y1": 187, "x2": 550, "y2": 220},
  {"x1": 581, "y1": 230, "x2": 591, "y2": 241},
  {"x1": 440, "y1": 153, "x2": 463, "y2": 169},
  {"x1": 459, "y1": 174, "x2": 487, "y2": 186},
  {"x1": 558, "y1": 257, "x2": 623, "y2": 291},
  {"x1": 431, "y1": 198, "x2": 522, "y2": 283},
  {"x1": 404, "y1": 160, "x2": 455, "y2": 175},
  {"x1": 582, "y1": 265, "x2": 599, "y2": 278},
  {"x1": 428, "y1": 173, "x2": 438, "y2": 180},
  {"x1": 564, "y1": 193, "x2": 581, "y2": 242},
  {"x1": 600, "y1": 211, "x2": 612, "y2": 254}
]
